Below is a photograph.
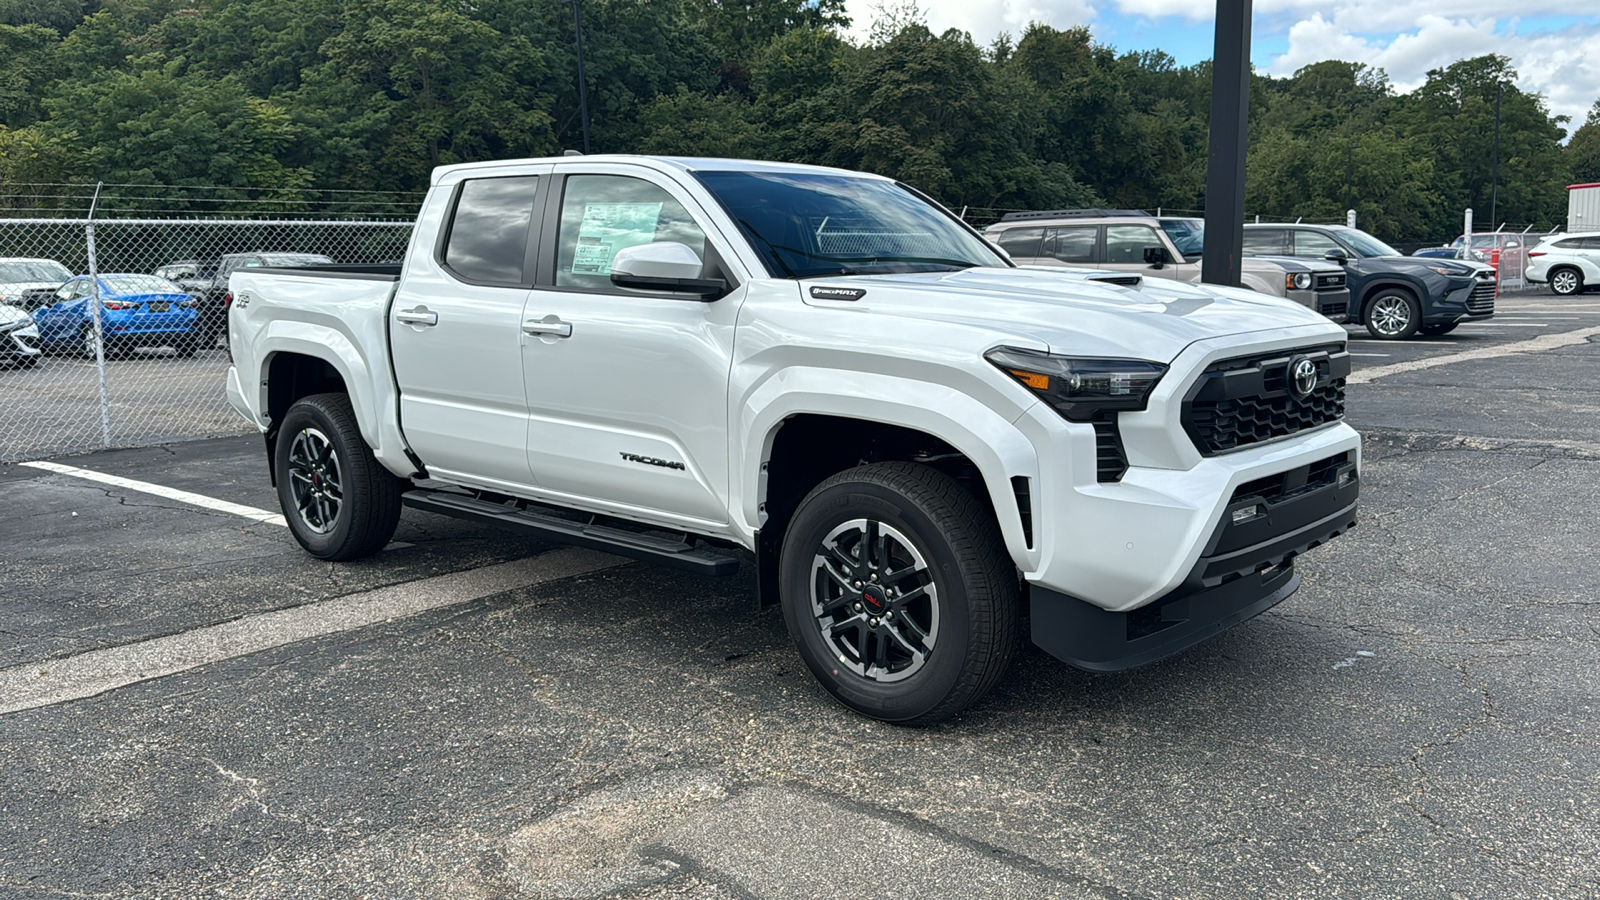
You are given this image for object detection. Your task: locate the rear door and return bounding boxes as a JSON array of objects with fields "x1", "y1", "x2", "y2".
[
  {"x1": 389, "y1": 165, "x2": 550, "y2": 491},
  {"x1": 518, "y1": 165, "x2": 744, "y2": 528},
  {"x1": 1038, "y1": 225, "x2": 1099, "y2": 267}
]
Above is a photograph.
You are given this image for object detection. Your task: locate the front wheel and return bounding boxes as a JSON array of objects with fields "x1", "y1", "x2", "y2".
[
  {"x1": 1549, "y1": 267, "x2": 1584, "y2": 296},
  {"x1": 274, "y1": 393, "x2": 404, "y2": 560},
  {"x1": 78, "y1": 324, "x2": 103, "y2": 359},
  {"x1": 1364, "y1": 289, "x2": 1421, "y2": 340},
  {"x1": 778, "y1": 462, "x2": 1018, "y2": 725}
]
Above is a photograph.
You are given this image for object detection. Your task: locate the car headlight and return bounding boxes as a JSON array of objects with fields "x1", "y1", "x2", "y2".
[
  {"x1": 986, "y1": 347, "x2": 1168, "y2": 421},
  {"x1": 1426, "y1": 266, "x2": 1462, "y2": 276},
  {"x1": 1286, "y1": 272, "x2": 1312, "y2": 291}
]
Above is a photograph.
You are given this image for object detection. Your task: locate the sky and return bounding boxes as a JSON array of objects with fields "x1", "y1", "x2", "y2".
[{"x1": 841, "y1": 0, "x2": 1600, "y2": 135}]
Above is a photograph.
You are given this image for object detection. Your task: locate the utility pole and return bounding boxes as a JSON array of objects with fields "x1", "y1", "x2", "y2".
[
  {"x1": 572, "y1": 0, "x2": 592, "y2": 154},
  {"x1": 1201, "y1": 0, "x2": 1253, "y2": 288},
  {"x1": 1490, "y1": 80, "x2": 1501, "y2": 227}
]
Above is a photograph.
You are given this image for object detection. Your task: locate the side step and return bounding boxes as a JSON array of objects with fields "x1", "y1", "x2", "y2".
[{"x1": 402, "y1": 489, "x2": 743, "y2": 577}]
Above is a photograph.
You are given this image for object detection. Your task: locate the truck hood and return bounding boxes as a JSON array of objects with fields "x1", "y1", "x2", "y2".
[{"x1": 805, "y1": 267, "x2": 1339, "y2": 361}]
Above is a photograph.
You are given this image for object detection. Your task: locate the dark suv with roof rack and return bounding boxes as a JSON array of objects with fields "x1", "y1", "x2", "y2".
[{"x1": 1243, "y1": 223, "x2": 1496, "y2": 339}]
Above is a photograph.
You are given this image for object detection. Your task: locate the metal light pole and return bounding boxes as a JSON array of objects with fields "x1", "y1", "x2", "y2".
[
  {"x1": 1490, "y1": 80, "x2": 1502, "y2": 227},
  {"x1": 571, "y1": 0, "x2": 592, "y2": 154},
  {"x1": 1201, "y1": 0, "x2": 1253, "y2": 287}
]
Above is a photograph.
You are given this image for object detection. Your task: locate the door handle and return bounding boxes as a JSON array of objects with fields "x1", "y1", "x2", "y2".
[
  {"x1": 522, "y1": 316, "x2": 572, "y2": 338},
  {"x1": 396, "y1": 307, "x2": 438, "y2": 327}
]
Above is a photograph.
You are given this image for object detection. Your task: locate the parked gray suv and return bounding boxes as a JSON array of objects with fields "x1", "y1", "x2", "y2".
[{"x1": 984, "y1": 210, "x2": 1350, "y2": 321}]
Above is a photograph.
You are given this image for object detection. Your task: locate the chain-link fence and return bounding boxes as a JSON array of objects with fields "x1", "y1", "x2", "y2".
[{"x1": 2, "y1": 196, "x2": 414, "y2": 463}]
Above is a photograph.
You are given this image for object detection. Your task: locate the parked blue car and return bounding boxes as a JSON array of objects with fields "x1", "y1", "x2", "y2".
[{"x1": 31, "y1": 274, "x2": 201, "y2": 358}]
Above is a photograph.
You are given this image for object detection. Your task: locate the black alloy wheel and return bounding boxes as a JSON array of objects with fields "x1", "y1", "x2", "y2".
[
  {"x1": 275, "y1": 393, "x2": 404, "y2": 560},
  {"x1": 779, "y1": 462, "x2": 1018, "y2": 725}
]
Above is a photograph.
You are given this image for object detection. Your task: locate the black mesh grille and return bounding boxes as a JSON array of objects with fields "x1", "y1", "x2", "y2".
[
  {"x1": 1093, "y1": 418, "x2": 1128, "y2": 482},
  {"x1": 1182, "y1": 345, "x2": 1349, "y2": 456},
  {"x1": 1318, "y1": 296, "x2": 1349, "y2": 317},
  {"x1": 1315, "y1": 273, "x2": 1345, "y2": 289}
]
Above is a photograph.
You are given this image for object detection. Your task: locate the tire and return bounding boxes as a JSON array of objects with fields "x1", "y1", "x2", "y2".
[
  {"x1": 1549, "y1": 267, "x2": 1584, "y2": 296},
  {"x1": 78, "y1": 324, "x2": 103, "y2": 360},
  {"x1": 274, "y1": 393, "x2": 404, "y2": 561},
  {"x1": 778, "y1": 461, "x2": 1018, "y2": 725},
  {"x1": 1364, "y1": 289, "x2": 1421, "y2": 340},
  {"x1": 1419, "y1": 322, "x2": 1457, "y2": 336}
]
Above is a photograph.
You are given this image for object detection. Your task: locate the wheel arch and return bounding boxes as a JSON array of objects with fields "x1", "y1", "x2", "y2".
[
  {"x1": 1354, "y1": 278, "x2": 1421, "y2": 322},
  {"x1": 740, "y1": 378, "x2": 1040, "y2": 606}
]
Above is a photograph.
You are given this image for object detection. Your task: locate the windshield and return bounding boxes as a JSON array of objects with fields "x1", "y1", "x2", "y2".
[
  {"x1": 693, "y1": 171, "x2": 1007, "y2": 278},
  {"x1": 103, "y1": 275, "x2": 182, "y2": 293},
  {"x1": 0, "y1": 260, "x2": 71, "y2": 283},
  {"x1": 1157, "y1": 218, "x2": 1205, "y2": 259},
  {"x1": 1337, "y1": 228, "x2": 1402, "y2": 258}
]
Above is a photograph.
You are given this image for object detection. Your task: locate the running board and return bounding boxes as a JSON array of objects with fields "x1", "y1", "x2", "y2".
[{"x1": 401, "y1": 490, "x2": 742, "y2": 576}]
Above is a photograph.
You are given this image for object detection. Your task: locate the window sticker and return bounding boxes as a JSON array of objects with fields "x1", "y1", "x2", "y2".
[{"x1": 571, "y1": 202, "x2": 664, "y2": 275}]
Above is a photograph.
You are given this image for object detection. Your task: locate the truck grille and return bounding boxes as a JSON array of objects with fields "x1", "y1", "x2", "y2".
[
  {"x1": 1315, "y1": 273, "x2": 1345, "y2": 289},
  {"x1": 1094, "y1": 419, "x2": 1128, "y2": 482},
  {"x1": 1318, "y1": 295, "x2": 1349, "y2": 318},
  {"x1": 1468, "y1": 273, "x2": 1496, "y2": 314},
  {"x1": 1182, "y1": 345, "x2": 1349, "y2": 455}
]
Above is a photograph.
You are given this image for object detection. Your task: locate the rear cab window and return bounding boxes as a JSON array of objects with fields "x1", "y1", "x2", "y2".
[{"x1": 441, "y1": 175, "x2": 542, "y2": 285}]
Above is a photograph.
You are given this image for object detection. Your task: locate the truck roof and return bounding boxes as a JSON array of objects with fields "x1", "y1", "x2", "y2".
[{"x1": 431, "y1": 155, "x2": 882, "y2": 185}]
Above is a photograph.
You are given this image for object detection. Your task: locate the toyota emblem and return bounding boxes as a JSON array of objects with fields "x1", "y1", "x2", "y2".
[{"x1": 1289, "y1": 357, "x2": 1319, "y2": 399}]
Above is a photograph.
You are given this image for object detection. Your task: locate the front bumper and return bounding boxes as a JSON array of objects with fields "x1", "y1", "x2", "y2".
[
  {"x1": 2, "y1": 325, "x2": 42, "y2": 362},
  {"x1": 1031, "y1": 450, "x2": 1359, "y2": 671},
  {"x1": 1286, "y1": 287, "x2": 1350, "y2": 323}
]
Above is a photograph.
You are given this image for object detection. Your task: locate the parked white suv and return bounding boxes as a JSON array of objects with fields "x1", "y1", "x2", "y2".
[{"x1": 1526, "y1": 232, "x2": 1600, "y2": 295}]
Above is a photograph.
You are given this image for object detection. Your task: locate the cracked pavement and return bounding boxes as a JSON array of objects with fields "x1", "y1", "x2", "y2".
[{"x1": 1, "y1": 299, "x2": 1597, "y2": 898}]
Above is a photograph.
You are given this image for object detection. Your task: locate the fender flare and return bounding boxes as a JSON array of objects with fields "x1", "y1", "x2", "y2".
[
  {"x1": 254, "y1": 321, "x2": 384, "y2": 453},
  {"x1": 736, "y1": 368, "x2": 1042, "y2": 570}
]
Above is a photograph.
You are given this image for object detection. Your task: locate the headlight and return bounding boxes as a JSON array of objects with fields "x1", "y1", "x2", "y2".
[
  {"x1": 1286, "y1": 272, "x2": 1312, "y2": 291},
  {"x1": 1426, "y1": 266, "x2": 1459, "y2": 276},
  {"x1": 986, "y1": 347, "x2": 1168, "y2": 421}
]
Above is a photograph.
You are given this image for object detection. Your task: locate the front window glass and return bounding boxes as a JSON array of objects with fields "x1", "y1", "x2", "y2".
[
  {"x1": 1104, "y1": 224, "x2": 1165, "y2": 264},
  {"x1": 1293, "y1": 230, "x2": 1347, "y2": 258},
  {"x1": 1157, "y1": 218, "x2": 1205, "y2": 259},
  {"x1": 556, "y1": 175, "x2": 709, "y2": 290},
  {"x1": 1335, "y1": 228, "x2": 1402, "y2": 258},
  {"x1": 694, "y1": 171, "x2": 1005, "y2": 278}
]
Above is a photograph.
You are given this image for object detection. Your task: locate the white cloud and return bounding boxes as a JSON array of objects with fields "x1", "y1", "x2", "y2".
[
  {"x1": 840, "y1": 1, "x2": 1599, "y2": 130},
  {"x1": 1267, "y1": 15, "x2": 1600, "y2": 128}
]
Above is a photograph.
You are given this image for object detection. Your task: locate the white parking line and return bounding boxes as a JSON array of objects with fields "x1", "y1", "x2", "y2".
[
  {"x1": 0, "y1": 548, "x2": 625, "y2": 716},
  {"x1": 1349, "y1": 353, "x2": 1391, "y2": 358},
  {"x1": 1349, "y1": 325, "x2": 1600, "y2": 384},
  {"x1": 21, "y1": 460, "x2": 287, "y2": 527},
  {"x1": 1459, "y1": 323, "x2": 1548, "y2": 327}
]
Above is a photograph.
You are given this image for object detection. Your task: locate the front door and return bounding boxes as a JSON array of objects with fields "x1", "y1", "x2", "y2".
[
  {"x1": 1100, "y1": 223, "x2": 1185, "y2": 280},
  {"x1": 520, "y1": 168, "x2": 741, "y2": 530}
]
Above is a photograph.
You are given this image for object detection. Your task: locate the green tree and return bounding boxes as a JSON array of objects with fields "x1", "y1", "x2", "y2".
[
  {"x1": 0, "y1": 23, "x2": 60, "y2": 126},
  {"x1": 1567, "y1": 100, "x2": 1600, "y2": 185}
]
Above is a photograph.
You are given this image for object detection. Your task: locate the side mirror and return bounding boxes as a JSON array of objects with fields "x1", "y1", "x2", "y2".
[
  {"x1": 1143, "y1": 246, "x2": 1169, "y2": 268},
  {"x1": 610, "y1": 242, "x2": 726, "y2": 299},
  {"x1": 1323, "y1": 250, "x2": 1348, "y2": 265}
]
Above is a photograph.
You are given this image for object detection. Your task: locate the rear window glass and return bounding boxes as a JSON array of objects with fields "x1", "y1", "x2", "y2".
[
  {"x1": 102, "y1": 275, "x2": 181, "y2": 293},
  {"x1": 443, "y1": 176, "x2": 540, "y2": 284}
]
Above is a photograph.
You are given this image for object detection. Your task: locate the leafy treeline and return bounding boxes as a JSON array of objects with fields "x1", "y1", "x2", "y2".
[{"x1": 2, "y1": 0, "x2": 1596, "y2": 239}]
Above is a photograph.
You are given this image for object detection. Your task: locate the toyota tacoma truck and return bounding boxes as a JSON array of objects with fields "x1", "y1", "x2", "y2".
[{"x1": 225, "y1": 156, "x2": 1360, "y2": 724}]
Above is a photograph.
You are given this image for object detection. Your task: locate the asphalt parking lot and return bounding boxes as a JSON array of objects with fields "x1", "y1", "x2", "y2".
[{"x1": 3, "y1": 293, "x2": 1598, "y2": 899}]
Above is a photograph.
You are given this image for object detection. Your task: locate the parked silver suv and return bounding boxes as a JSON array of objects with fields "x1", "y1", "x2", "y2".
[{"x1": 984, "y1": 210, "x2": 1350, "y2": 321}]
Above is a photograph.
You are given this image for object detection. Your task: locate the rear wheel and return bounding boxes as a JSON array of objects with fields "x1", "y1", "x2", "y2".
[
  {"x1": 778, "y1": 462, "x2": 1018, "y2": 725},
  {"x1": 78, "y1": 324, "x2": 103, "y2": 359},
  {"x1": 1550, "y1": 267, "x2": 1584, "y2": 296},
  {"x1": 275, "y1": 393, "x2": 404, "y2": 560},
  {"x1": 1364, "y1": 289, "x2": 1421, "y2": 340},
  {"x1": 1419, "y1": 322, "x2": 1458, "y2": 336}
]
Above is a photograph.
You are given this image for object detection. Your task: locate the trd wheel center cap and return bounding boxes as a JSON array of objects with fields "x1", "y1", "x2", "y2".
[{"x1": 860, "y1": 584, "x2": 889, "y2": 613}]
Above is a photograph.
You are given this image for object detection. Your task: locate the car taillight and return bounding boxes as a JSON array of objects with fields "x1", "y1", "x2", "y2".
[
  {"x1": 1528, "y1": 251, "x2": 1546, "y2": 257},
  {"x1": 223, "y1": 292, "x2": 234, "y2": 307},
  {"x1": 102, "y1": 300, "x2": 136, "y2": 310}
]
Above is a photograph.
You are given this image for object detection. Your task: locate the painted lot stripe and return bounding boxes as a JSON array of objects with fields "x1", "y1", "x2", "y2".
[
  {"x1": 22, "y1": 460, "x2": 287, "y2": 527},
  {"x1": 0, "y1": 548, "x2": 624, "y2": 716},
  {"x1": 1459, "y1": 322, "x2": 1548, "y2": 327},
  {"x1": 1350, "y1": 353, "x2": 1391, "y2": 358},
  {"x1": 1349, "y1": 325, "x2": 1600, "y2": 385}
]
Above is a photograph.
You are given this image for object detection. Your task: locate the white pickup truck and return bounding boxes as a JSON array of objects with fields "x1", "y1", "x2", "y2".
[{"x1": 226, "y1": 155, "x2": 1360, "y2": 724}]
